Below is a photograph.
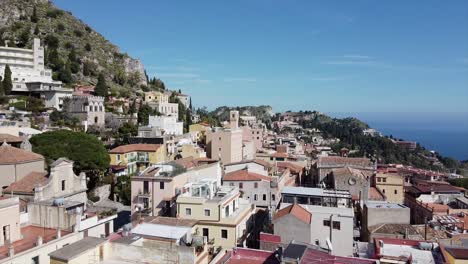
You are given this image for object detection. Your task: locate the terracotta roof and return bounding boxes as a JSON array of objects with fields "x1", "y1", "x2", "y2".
[
  {"x1": 425, "y1": 203, "x2": 450, "y2": 213},
  {"x1": 223, "y1": 169, "x2": 272, "y2": 182},
  {"x1": 369, "y1": 223, "x2": 420, "y2": 236},
  {"x1": 368, "y1": 187, "x2": 385, "y2": 200},
  {"x1": 331, "y1": 166, "x2": 367, "y2": 179},
  {"x1": 277, "y1": 162, "x2": 304, "y2": 174},
  {"x1": 273, "y1": 204, "x2": 311, "y2": 224},
  {"x1": 4, "y1": 171, "x2": 48, "y2": 194},
  {"x1": 444, "y1": 247, "x2": 468, "y2": 260},
  {"x1": 173, "y1": 157, "x2": 217, "y2": 169},
  {"x1": 0, "y1": 143, "x2": 44, "y2": 165},
  {"x1": 109, "y1": 144, "x2": 162, "y2": 154},
  {"x1": 271, "y1": 152, "x2": 289, "y2": 158},
  {"x1": 0, "y1": 133, "x2": 23, "y2": 143},
  {"x1": 317, "y1": 156, "x2": 374, "y2": 168}
]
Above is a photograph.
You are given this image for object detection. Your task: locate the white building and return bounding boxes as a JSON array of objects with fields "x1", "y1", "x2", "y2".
[
  {"x1": 0, "y1": 38, "x2": 72, "y2": 109},
  {"x1": 148, "y1": 115, "x2": 183, "y2": 135}
]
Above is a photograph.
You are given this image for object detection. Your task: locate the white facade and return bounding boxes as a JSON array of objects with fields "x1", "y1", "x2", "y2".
[
  {"x1": 148, "y1": 115, "x2": 183, "y2": 135},
  {"x1": 0, "y1": 38, "x2": 71, "y2": 109}
]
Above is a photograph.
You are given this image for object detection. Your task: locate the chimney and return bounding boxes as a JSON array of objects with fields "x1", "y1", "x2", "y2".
[
  {"x1": 8, "y1": 245, "x2": 14, "y2": 257},
  {"x1": 36, "y1": 236, "x2": 43, "y2": 246}
]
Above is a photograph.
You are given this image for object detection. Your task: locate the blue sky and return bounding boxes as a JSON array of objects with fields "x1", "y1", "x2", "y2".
[{"x1": 54, "y1": 0, "x2": 468, "y2": 112}]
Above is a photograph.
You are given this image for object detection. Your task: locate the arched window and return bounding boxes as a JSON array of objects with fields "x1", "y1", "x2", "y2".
[{"x1": 95, "y1": 116, "x2": 98, "y2": 124}]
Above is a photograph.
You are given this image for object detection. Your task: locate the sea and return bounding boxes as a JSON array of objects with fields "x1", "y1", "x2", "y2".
[{"x1": 329, "y1": 112, "x2": 468, "y2": 161}]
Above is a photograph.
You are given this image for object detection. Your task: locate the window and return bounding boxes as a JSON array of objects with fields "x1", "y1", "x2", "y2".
[
  {"x1": 239, "y1": 182, "x2": 243, "y2": 189},
  {"x1": 219, "y1": 137, "x2": 222, "y2": 141},
  {"x1": 94, "y1": 116, "x2": 98, "y2": 124},
  {"x1": 219, "y1": 148, "x2": 222, "y2": 151},
  {"x1": 230, "y1": 183, "x2": 234, "y2": 186},
  {"x1": 225, "y1": 206, "x2": 229, "y2": 216},
  {"x1": 143, "y1": 181, "x2": 149, "y2": 193},
  {"x1": 382, "y1": 178, "x2": 387, "y2": 183},
  {"x1": 332, "y1": 221, "x2": 341, "y2": 230},
  {"x1": 204, "y1": 209, "x2": 211, "y2": 216},
  {"x1": 323, "y1": 220, "x2": 330, "y2": 227},
  {"x1": 61, "y1": 180, "x2": 66, "y2": 191},
  {"x1": 394, "y1": 190, "x2": 398, "y2": 194},
  {"x1": 185, "y1": 208, "x2": 192, "y2": 216},
  {"x1": 272, "y1": 194, "x2": 276, "y2": 201},
  {"x1": 3, "y1": 225, "x2": 10, "y2": 242},
  {"x1": 254, "y1": 182, "x2": 258, "y2": 188},
  {"x1": 160, "y1": 182, "x2": 165, "y2": 189},
  {"x1": 263, "y1": 194, "x2": 266, "y2": 201},
  {"x1": 254, "y1": 194, "x2": 258, "y2": 201},
  {"x1": 315, "y1": 240, "x2": 320, "y2": 246},
  {"x1": 203, "y1": 228, "x2": 209, "y2": 239},
  {"x1": 382, "y1": 189, "x2": 386, "y2": 193},
  {"x1": 377, "y1": 177, "x2": 381, "y2": 182},
  {"x1": 221, "y1": 229, "x2": 228, "y2": 239},
  {"x1": 31, "y1": 256, "x2": 39, "y2": 264}
]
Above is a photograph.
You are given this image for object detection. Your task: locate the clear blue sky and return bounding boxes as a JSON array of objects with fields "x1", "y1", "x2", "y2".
[{"x1": 54, "y1": 0, "x2": 468, "y2": 112}]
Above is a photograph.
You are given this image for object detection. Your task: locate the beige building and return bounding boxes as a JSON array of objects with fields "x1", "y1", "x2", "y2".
[
  {"x1": 131, "y1": 159, "x2": 221, "y2": 217},
  {"x1": 375, "y1": 172, "x2": 405, "y2": 204},
  {"x1": 107, "y1": 217, "x2": 209, "y2": 264},
  {"x1": 63, "y1": 95, "x2": 105, "y2": 128},
  {"x1": 176, "y1": 180, "x2": 255, "y2": 250},
  {"x1": 0, "y1": 196, "x2": 84, "y2": 264},
  {"x1": 0, "y1": 142, "x2": 44, "y2": 190},
  {"x1": 144, "y1": 91, "x2": 178, "y2": 117},
  {"x1": 49, "y1": 237, "x2": 110, "y2": 264},
  {"x1": 206, "y1": 111, "x2": 243, "y2": 164}
]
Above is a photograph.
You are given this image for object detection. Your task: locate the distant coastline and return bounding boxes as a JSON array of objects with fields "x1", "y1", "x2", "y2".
[{"x1": 330, "y1": 112, "x2": 468, "y2": 161}]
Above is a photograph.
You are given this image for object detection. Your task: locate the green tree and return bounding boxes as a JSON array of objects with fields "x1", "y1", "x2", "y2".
[
  {"x1": 95, "y1": 74, "x2": 108, "y2": 97},
  {"x1": 33, "y1": 25, "x2": 40, "y2": 35},
  {"x1": 137, "y1": 104, "x2": 152, "y2": 125},
  {"x1": 31, "y1": 6, "x2": 39, "y2": 23},
  {"x1": 17, "y1": 28, "x2": 30, "y2": 48},
  {"x1": 2, "y1": 65, "x2": 13, "y2": 95},
  {"x1": 30, "y1": 130, "x2": 110, "y2": 186},
  {"x1": 58, "y1": 63, "x2": 73, "y2": 84},
  {"x1": 85, "y1": 43, "x2": 92, "y2": 52}
]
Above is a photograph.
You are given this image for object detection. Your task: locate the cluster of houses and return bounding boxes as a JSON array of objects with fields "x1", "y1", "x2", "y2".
[{"x1": 1, "y1": 38, "x2": 468, "y2": 263}]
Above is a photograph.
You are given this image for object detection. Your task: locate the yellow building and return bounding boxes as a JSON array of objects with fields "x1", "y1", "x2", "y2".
[
  {"x1": 109, "y1": 144, "x2": 166, "y2": 175},
  {"x1": 443, "y1": 247, "x2": 468, "y2": 264},
  {"x1": 49, "y1": 237, "x2": 110, "y2": 264},
  {"x1": 189, "y1": 122, "x2": 211, "y2": 143},
  {"x1": 144, "y1": 91, "x2": 168, "y2": 103},
  {"x1": 375, "y1": 172, "x2": 404, "y2": 204},
  {"x1": 176, "y1": 179, "x2": 255, "y2": 250}
]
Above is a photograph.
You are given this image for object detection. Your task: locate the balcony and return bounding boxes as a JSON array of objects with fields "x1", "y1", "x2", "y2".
[
  {"x1": 137, "y1": 156, "x2": 149, "y2": 163},
  {"x1": 137, "y1": 190, "x2": 151, "y2": 198}
]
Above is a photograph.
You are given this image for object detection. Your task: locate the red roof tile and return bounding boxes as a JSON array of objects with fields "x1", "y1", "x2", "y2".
[
  {"x1": 0, "y1": 143, "x2": 44, "y2": 165},
  {"x1": 273, "y1": 204, "x2": 311, "y2": 224},
  {"x1": 0, "y1": 133, "x2": 23, "y2": 143},
  {"x1": 109, "y1": 144, "x2": 162, "y2": 154},
  {"x1": 277, "y1": 162, "x2": 305, "y2": 174},
  {"x1": 318, "y1": 156, "x2": 374, "y2": 168},
  {"x1": 4, "y1": 171, "x2": 48, "y2": 194},
  {"x1": 224, "y1": 169, "x2": 272, "y2": 182}
]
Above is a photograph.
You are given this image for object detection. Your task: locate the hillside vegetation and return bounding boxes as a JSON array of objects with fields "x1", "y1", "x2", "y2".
[{"x1": 0, "y1": 0, "x2": 148, "y2": 97}]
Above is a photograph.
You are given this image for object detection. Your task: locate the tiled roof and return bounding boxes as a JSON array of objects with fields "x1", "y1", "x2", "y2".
[
  {"x1": 425, "y1": 203, "x2": 450, "y2": 213},
  {"x1": 277, "y1": 162, "x2": 304, "y2": 174},
  {"x1": 173, "y1": 157, "x2": 217, "y2": 169},
  {"x1": 225, "y1": 159, "x2": 273, "y2": 169},
  {"x1": 317, "y1": 156, "x2": 374, "y2": 168},
  {"x1": 0, "y1": 143, "x2": 44, "y2": 165},
  {"x1": 273, "y1": 204, "x2": 311, "y2": 224},
  {"x1": 300, "y1": 247, "x2": 376, "y2": 264},
  {"x1": 0, "y1": 133, "x2": 23, "y2": 143},
  {"x1": 368, "y1": 187, "x2": 385, "y2": 200},
  {"x1": 223, "y1": 169, "x2": 272, "y2": 182},
  {"x1": 4, "y1": 171, "x2": 48, "y2": 194},
  {"x1": 369, "y1": 223, "x2": 419, "y2": 236},
  {"x1": 331, "y1": 166, "x2": 367, "y2": 179},
  {"x1": 109, "y1": 144, "x2": 162, "y2": 154}
]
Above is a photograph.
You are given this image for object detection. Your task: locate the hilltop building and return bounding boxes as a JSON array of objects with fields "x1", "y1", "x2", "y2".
[
  {"x1": 0, "y1": 38, "x2": 72, "y2": 109},
  {"x1": 63, "y1": 95, "x2": 105, "y2": 128}
]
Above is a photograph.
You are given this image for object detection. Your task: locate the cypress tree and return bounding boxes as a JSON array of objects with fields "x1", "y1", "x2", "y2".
[
  {"x1": 2, "y1": 65, "x2": 13, "y2": 95},
  {"x1": 31, "y1": 6, "x2": 39, "y2": 23},
  {"x1": 95, "y1": 74, "x2": 108, "y2": 97}
]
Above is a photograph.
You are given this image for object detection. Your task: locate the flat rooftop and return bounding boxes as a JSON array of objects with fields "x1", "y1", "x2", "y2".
[
  {"x1": 281, "y1": 186, "x2": 352, "y2": 199},
  {"x1": 49, "y1": 237, "x2": 107, "y2": 262},
  {"x1": 365, "y1": 201, "x2": 408, "y2": 209}
]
